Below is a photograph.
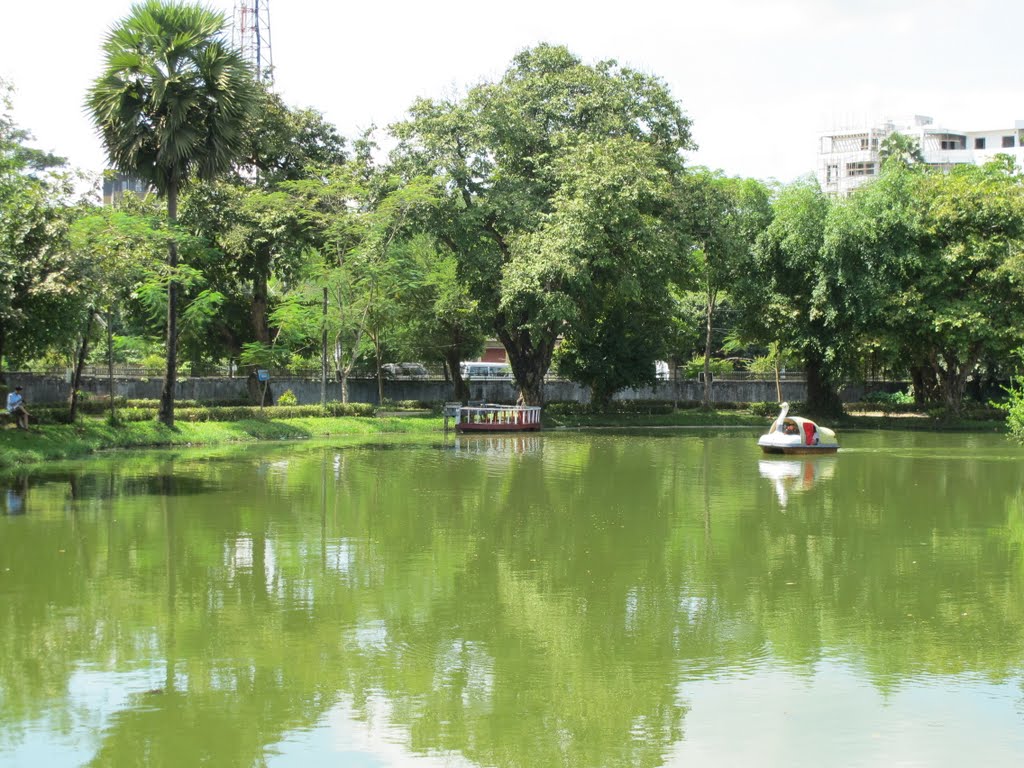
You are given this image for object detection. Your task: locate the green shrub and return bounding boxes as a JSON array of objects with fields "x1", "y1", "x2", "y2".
[
  {"x1": 862, "y1": 390, "x2": 914, "y2": 405},
  {"x1": 276, "y1": 389, "x2": 298, "y2": 406},
  {"x1": 386, "y1": 400, "x2": 436, "y2": 410},
  {"x1": 174, "y1": 402, "x2": 375, "y2": 422},
  {"x1": 682, "y1": 356, "x2": 735, "y2": 379},
  {"x1": 1006, "y1": 381, "x2": 1024, "y2": 441},
  {"x1": 38, "y1": 401, "x2": 376, "y2": 425},
  {"x1": 747, "y1": 356, "x2": 777, "y2": 376},
  {"x1": 749, "y1": 401, "x2": 781, "y2": 417}
]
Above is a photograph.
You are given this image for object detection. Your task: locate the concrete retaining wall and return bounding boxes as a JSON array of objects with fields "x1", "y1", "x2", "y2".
[{"x1": 4, "y1": 372, "x2": 876, "y2": 406}]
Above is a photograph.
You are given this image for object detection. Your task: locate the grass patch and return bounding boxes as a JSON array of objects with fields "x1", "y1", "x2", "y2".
[{"x1": 0, "y1": 413, "x2": 441, "y2": 473}]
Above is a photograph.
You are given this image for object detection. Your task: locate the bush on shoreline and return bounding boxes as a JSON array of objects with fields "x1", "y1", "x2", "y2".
[{"x1": 30, "y1": 400, "x2": 376, "y2": 425}]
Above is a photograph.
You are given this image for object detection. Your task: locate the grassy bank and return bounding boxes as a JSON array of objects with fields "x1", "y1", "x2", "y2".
[
  {"x1": 0, "y1": 413, "x2": 440, "y2": 472},
  {"x1": 0, "y1": 402, "x2": 1007, "y2": 473}
]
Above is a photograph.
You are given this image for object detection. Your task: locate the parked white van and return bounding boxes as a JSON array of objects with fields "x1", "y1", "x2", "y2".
[{"x1": 460, "y1": 362, "x2": 513, "y2": 379}]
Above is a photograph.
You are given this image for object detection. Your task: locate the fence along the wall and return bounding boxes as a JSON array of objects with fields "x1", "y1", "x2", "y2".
[{"x1": 2, "y1": 373, "x2": 880, "y2": 406}]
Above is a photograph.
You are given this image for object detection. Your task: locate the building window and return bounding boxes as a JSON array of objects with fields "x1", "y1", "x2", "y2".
[
  {"x1": 975, "y1": 137, "x2": 986, "y2": 149},
  {"x1": 937, "y1": 134, "x2": 966, "y2": 151},
  {"x1": 847, "y1": 162, "x2": 876, "y2": 177},
  {"x1": 1003, "y1": 135, "x2": 1016, "y2": 148},
  {"x1": 826, "y1": 164, "x2": 839, "y2": 183}
]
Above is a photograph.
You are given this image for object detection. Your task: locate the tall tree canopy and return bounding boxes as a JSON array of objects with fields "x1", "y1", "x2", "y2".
[
  {"x1": 0, "y1": 79, "x2": 81, "y2": 379},
  {"x1": 740, "y1": 178, "x2": 848, "y2": 414},
  {"x1": 878, "y1": 158, "x2": 1024, "y2": 411},
  {"x1": 86, "y1": 0, "x2": 257, "y2": 425},
  {"x1": 178, "y1": 86, "x2": 347, "y2": 402},
  {"x1": 680, "y1": 169, "x2": 772, "y2": 407},
  {"x1": 393, "y1": 44, "x2": 694, "y2": 404}
]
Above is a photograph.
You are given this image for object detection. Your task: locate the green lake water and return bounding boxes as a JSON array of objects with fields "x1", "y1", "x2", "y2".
[{"x1": 1, "y1": 427, "x2": 1023, "y2": 767}]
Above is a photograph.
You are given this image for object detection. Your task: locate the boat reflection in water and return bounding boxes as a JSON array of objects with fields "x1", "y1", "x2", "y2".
[
  {"x1": 449, "y1": 433, "x2": 543, "y2": 456},
  {"x1": 758, "y1": 457, "x2": 836, "y2": 507}
]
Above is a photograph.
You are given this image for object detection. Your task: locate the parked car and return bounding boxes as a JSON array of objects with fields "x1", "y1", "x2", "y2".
[
  {"x1": 460, "y1": 362, "x2": 513, "y2": 379},
  {"x1": 382, "y1": 363, "x2": 430, "y2": 378}
]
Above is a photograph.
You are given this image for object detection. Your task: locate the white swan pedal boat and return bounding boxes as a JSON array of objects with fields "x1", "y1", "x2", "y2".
[{"x1": 757, "y1": 402, "x2": 838, "y2": 455}]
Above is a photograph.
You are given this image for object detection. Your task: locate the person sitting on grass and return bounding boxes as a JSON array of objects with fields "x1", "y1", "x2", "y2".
[{"x1": 6, "y1": 386, "x2": 30, "y2": 430}]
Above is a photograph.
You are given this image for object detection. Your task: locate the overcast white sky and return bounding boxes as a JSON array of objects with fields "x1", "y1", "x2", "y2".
[{"x1": 2, "y1": 0, "x2": 1021, "y2": 185}]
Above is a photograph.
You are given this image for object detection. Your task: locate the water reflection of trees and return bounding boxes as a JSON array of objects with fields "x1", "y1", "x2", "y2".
[{"x1": 1, "y1": 434, "x2": 1023, "y2": 765}]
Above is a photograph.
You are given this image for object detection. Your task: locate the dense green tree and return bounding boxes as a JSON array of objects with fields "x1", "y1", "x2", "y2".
[
  {"x1": 680, "y1": 169, "x2": 772, "y2": 407},
  {"x1": 393, "y1": 241, "x2": 486, "y2": 402},
  {"x1": 68, "y1": 207, "x2": 164, "y2": 420},
  {"x1": 278, "y1": 160, "x2": 440, "y2": 402},
  {"x1": 818, "y1": 155, "x2": 1024, "y2": 413},
  {"x1": 235, "y1": 84, "x2": 347, "y2": 187},
  {"x1": 739, "y1": 178, "x2": 847, "y2": 414},
  {"x1": 181, "y1": 183, "x2": 307, "y2": 402},
  {"x1": 177, "y1": 84, "x2": 347, "y2": 402},
  {"x1": 393, "y1": 44, "x2": 694, "y2": 404},
  {"x1": 86, "y1": 0, "x2": 257, "y2": 426},
  {"x1": 888, "y1": 159, "x2": 1024, "y2": 411},
  {"x1": 0, "y1": 79, "x2": 82, "y2": 381},
  {"x1": 549, "y1": 138, "x2": 690, "y2": 407}
]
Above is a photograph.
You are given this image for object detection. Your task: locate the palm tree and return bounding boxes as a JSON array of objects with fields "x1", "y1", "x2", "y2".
[{"x1": 86, "y1": 0, "x2": 256, "y2": 426}]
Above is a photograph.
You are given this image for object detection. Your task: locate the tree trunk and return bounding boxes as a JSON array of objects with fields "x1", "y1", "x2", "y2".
[
  {"x1": 496, "y1": 318, "x2": 555, "y2": 407},
  {"x1": 68, "y1": 309, "x2": 95, "y2": 422},
  {"x1": 251, "y1": 270, "x2": 271, "y2": 344},
  {"x1": 158, "y1": 182, "x2": 179, "y2": 428},
  {"x1": 443, "y1": 348, "x2": 469, "y2": 402},
  {"x1": 374, "y1": 332, "x2": 384, "y2": 405},
  {"x1": 246, "y1": 371, "x2": 272, "y2": 406},
  {"x1": 702, "y1": 289, "x2": 717, "y2": 409},
  {"x1": 333, "y1": 336, "x2": 350, "y2": 404},
  {"x1": 910, "y1": 362, "x2": 939, "y2": 405},
  {"x1": 591, "y1": 381, "x2": 615, "y2": 411},
  {"x1": 107, "y1": 312, "x2": 116, "y2": 424},
  {"x1": 320, "y1": 287, "x2": 328, "y2": 407},
  {"x1": 804, "y1": 352, "x2": 843, "y2": 416},
  {"x1": 930, "y1": 346, "x2": 981, "y2": 415}
]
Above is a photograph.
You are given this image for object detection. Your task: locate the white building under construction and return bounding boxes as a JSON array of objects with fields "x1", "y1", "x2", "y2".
[{"x1": 818, "y1": 116, "x2": 1024, "y2": 196}]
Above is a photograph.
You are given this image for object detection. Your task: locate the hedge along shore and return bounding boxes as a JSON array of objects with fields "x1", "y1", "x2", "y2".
[{"x1": 0, "y1": 414, "x2": 441, "y2": 473}]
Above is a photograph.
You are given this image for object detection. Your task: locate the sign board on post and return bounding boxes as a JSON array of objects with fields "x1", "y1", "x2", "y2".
[{"x1": 256, "y1": 369, "x2": 271, "y2": 409}]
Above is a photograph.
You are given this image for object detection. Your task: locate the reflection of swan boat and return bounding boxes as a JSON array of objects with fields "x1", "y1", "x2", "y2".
[
  {"x1": 758, "y1": 458, "x2": 836, "y2": 506},
  {"x1": 757, "y1": 402, "x2": 838, "y2": 455},
  {"x1": 758, "y1": 458, "x2": 836, "y2": 484},
  {"x1": 450, "y1": 404, "x2": 542, "y2": 433}
]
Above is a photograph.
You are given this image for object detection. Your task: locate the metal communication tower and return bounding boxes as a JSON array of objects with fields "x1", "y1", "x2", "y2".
[{"x1": 233, "y1": 0, "x2": 273, "y2": 83}]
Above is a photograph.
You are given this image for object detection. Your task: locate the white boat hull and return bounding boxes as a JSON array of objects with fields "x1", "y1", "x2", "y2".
[
  {"x1": 757, "y1": 403, "x2": 839, "y2": 454},
  {"x1": 758, "y1": 441, "x2": 839, "y2": 455}
]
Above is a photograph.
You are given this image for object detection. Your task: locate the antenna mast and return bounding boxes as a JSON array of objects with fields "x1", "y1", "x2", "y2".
[{"x1": 233, "y1": 0, "x2": 273, "y2": 83}]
